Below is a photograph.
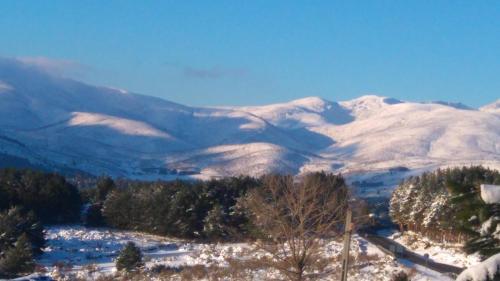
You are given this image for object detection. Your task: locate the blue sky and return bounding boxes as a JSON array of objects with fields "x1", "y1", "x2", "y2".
[{"x1": 0, "y1": 1, "x2": 498, "y2": 107}]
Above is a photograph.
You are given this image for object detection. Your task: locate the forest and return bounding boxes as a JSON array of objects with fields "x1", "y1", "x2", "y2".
[
  {"x1": 390, "y1": 166, "x2": 500, "y2": 256},
  {"x1": 0, "y1": 168, "x2": 350, "y2": 278}
]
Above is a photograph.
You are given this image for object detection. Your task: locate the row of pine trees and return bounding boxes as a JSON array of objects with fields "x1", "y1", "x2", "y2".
[
  {"x1": 390, "y1": 166, "x2": 500, "y2": 257},
  {"x1": 0, "y1": 169, "x2": 260, "y2": 277},
  {"x1": 83, "y1": 176, "x2": 260, "y2": 239}
]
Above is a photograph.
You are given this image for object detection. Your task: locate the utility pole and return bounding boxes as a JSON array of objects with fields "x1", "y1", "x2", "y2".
[{"x1": 340, "y1": 208, "x2": 353, "y2": 281}]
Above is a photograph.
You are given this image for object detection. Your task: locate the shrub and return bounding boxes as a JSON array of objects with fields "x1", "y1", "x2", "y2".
[
  {"x1": 116, "y1": 242, "x2": 144, "y2": 272},
  {"x1": 96, "y1": 177, "x2": 116, "y2": 202},
  {"x1": 203, "y1": 204, "x2": 230, "y2": 239},
  {"x1": 0, "y1": 206, "x2": 45, "y2": 254},
  {"x1": 391, "y1": 271, "x2": 410, "y2": 281},
  {"x1": 0, "y1": 234, "x2": 35, "y2": 278}
]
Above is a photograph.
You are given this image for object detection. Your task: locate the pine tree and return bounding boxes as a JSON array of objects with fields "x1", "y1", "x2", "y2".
[
  {"x1": 0, "y1": 234, "x2": 35, "y2": 278},
  {"x1": 0, "y1": 207, "x2": 45, "y2": 255},
  {"x1": 0, "y1": 168, "x2": 82, "y2": 224},
  {"x1": 83, "y1": 203, "x2": 105, "y2": 227},
  {"x1": 390, "y1": 166, "x2": 500, "y2": 254},
  {"x1": 203, "y1": 204, "x2": 229, "y2": 239},
  {"x1": 115, "y1": 242, "x2": 144, "y2": 272},
  {"x1": 96, "y1": 177, "x2": 116, "y2": 202}
]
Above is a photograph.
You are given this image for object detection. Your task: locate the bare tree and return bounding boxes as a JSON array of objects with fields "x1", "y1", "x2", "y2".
[{"x1": 242, "y1": 172, "x2": 349, "y2": 281}]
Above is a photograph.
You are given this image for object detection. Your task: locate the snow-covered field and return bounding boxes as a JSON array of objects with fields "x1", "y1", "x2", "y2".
[
  {"x1": 30, "y1": 226, "x2": 456, "y2": 280},
  {"x1": 382, "y1": 230, "x2": 481, "y2": 269}
]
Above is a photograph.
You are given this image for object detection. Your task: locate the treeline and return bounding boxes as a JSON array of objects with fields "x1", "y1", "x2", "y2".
[
  {"x1": 390, "y1": 166, "x2": 500, "y2": 256},
  {"x1": 86, "y1": 176, "x2": 260, "y2": 239},
  {"x1": 0, "y1": 168, "x2": 81, "y2": 277},
  {"x1": 0, "y1": 167, "x2": 351, "y2": 277},
  {"x1": 0, "y1": 168, "x2": 352, "y2": 242},
  {"x1": 92, "y1": 173, "x2": 351, "y2": 241},
  {"x1": 0, "y1": 168, "x2": 81, "y2": 223}
]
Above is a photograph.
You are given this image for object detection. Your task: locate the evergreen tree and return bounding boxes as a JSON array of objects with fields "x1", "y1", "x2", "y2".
[
  {"x1": 83, "y1": 203, "x2": 105, "y2": 227},
  {"x1": 0, "y1": 207, "x2": 45, "y2": 255},
  {"x1": 102, "y1": 190, "x2": 136, "y2": 229},
  {"x1": 203, "y1": 204, "x2": 229, "y2": 239},
  {"x1": 0, "y1": 234, "x2": 35, "y2": 278},
  {"x1": 96, "y1": 176, "x2": 116, "y2": 202},
  {"x1": 390, "y1": 166, "x2": 500, "y2": 256},
  {"x1": 0, "y1": 168, "x2": 82, "y2": 223},
  {"x1": 464, "y1": 204, "x2": 500, "y2": 256},
  {"x1": 115, "y1": 242, "x2": 144, "y2": 272},
  {"x1": 0, "y1": 186, "x2": 8, "y2": 211},
  {"x1": 102, "y1": 176, "x2": 261, "y2": 239}
]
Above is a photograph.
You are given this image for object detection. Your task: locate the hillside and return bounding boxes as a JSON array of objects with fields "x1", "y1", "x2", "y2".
[
  {"x1": 481, "y1": 99, "x2": 500, "y2": 115},
  {"x1": 0, "y1": 58, "x2": 499, "y2": 188}
]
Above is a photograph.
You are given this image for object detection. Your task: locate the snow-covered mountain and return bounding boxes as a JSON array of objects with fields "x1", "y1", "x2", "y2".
[
  {"x1": 0, "y1": 57, "x2": 499, "y2": 183},
  {"x1": 481, "y1": 100, "x2": 500, "y2": 115}
]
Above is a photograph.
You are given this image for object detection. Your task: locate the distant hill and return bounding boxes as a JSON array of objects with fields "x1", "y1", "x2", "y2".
[{"x1": 0, "y1": 57, "x2": 498, "y2": 182}]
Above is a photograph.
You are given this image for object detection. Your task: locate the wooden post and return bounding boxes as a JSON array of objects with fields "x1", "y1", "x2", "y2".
[{"x1": 340, "y1": 208, "x2": 353, "y2": 281}]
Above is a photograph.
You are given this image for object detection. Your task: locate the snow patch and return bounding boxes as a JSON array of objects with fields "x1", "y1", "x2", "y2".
[
  {"x1": 481, "y1": 100, "x2": 500, "y2": 115},
  {"x1": 69, "y1": 112, "x2": 173, "y2": 139},
  {"x1": 480, "y1": 184, "x2": 500, "y2": 204},
  {"x1": 457, "y1": 253, "x2": 500, "y2": 281},
  {"x1": 386, "y1": 230, "x2": 480, "y2": 268}
]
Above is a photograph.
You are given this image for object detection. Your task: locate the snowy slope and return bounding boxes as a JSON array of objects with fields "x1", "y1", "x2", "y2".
[
  {"x1": 481, "y1": 100, "x2": 500, "y2": 115},
  {"x1": 0, "y1": 57, "x2": 498, "y2": 185},
  {"x1": 239, "y1": 95, "x2": 500, "y2": 174}
]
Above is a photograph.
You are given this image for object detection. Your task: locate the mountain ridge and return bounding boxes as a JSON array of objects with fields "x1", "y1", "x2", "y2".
[{"x1": 0, "y1": 58, "x2": 498, "y2": 184}]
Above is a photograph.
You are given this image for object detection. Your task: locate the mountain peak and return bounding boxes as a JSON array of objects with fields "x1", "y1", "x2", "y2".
[
  {"x1": 348, "y1": 95, "x2": 402, "y2": 105},
  {"x1": 0, "y1": 58, "x2": 498, "y2": 179},
  {"x1": 481, "y1": 99, "x2": 500, "y2": 114},
  {"x1": 337, "y1": 95, "x2": 403, "y2": 119},
  {"x1": 235, "y1": 96, "x2": 334, "y2": 114},
  {"x1": 290, "y1": 96, "x2": 327, "y2": 103},
  {"x1": 288, "y1": 96, "x2": 331, "y2": 108}
]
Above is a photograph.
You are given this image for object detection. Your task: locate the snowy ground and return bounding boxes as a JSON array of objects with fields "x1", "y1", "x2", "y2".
[
  {"x1": 380, "y1": 229, "x2": 481, "y2": 268},
  {"x1": 24, "y1": 226, "x2": 459, "y2": 280}
]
